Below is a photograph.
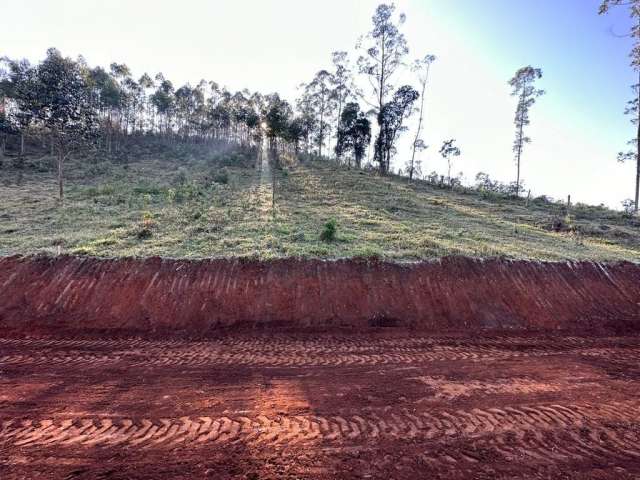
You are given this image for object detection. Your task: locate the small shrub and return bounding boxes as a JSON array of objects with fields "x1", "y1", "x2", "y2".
[
  {"x1": 622, "y1": 199, "x2": 637, "y2": 218},
  {"x1": 320, "y1": 218, "x2": 337, "y2": 242},
  {"x1": 136, "y1": 227, "x2": 153, "y2": 239},
  {"x1": 291, "y1": 231, "x2": 305, "y2": 242},
  {"x1": 136, "y1": 212, "x2": 156, "y2": 239},
  {"x1": 173, "y1": 167, "x2": 188, "y2": 185},
  {"x1": 212, "y1": 168, "x2": 229, "y2": 185}
]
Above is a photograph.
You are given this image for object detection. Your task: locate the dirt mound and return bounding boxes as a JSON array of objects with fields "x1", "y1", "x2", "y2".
[{"x1": 0, "y1": 255, "x2": 638, "y2": 333}]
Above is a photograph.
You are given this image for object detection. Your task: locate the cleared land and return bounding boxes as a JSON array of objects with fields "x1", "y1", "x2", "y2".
[
  {"x1": 1, "y1": 330, "x2": 640, "y2": 479},
  {"x1": 1, "y1": 148, "x2": 639, "y2": 260}
]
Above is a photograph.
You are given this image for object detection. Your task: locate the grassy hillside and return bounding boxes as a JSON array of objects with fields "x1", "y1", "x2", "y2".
[{"x1": 1, "y1": 147, "x2": 639, "y2": 261}]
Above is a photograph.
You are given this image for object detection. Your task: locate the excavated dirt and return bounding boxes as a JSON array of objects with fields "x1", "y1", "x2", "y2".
[
  {"x1": 1, "y1": 255, "x2": 639, "y2": 333},
  {"x1": 1, "y1": 255, "x2": 640, "y2": 478},
  {"x1": 1, "y1": 331, "x2": 640, "y2": 479}
]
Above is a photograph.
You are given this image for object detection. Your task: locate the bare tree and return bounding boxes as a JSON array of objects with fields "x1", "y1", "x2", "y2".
[
  {"x1": 509, "y1": 66, "x2": 544, "y2": 197},
  {"x1": 408, "y1": 54, "x2": 436, "y2": 181},
  {"x1": 439, "y1": 139, "x2": 461, "y2": 187},
  {"x1": 600, "y1": 0, "x2": 640, "y2": 213}
]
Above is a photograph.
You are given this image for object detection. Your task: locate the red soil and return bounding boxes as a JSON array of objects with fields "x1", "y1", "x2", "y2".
[
  {"x1": 1, "y1": 255, "x2": 639, "y2": 333},
  {"x1": 2, "y1": 255, "x2": 640, "y2": 478},
  {"x1": 1, "y1": 331, "x2": 640, "y2": 479}
]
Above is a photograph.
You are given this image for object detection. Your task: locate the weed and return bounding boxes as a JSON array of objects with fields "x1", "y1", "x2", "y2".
[{"x1": 320, "y1": 218, "x2": 337, "y2": 242}]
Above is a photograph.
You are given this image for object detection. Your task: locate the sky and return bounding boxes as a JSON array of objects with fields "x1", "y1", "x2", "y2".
[{"x1": 0, "y1": 0, "x2": 637, "y2": 208}]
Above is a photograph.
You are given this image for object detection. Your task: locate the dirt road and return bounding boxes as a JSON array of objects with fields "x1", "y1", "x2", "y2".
[{"x1": 1, "y1": 330, "x2": 640, "y2": 479}]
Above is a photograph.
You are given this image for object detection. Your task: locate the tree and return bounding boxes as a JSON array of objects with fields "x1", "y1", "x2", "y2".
[
  {"x1": 408, "y1": 54, "x2": 436, "y2": 181},
  {"x1": 336, "y1": 102, "x2": 371, "y2": 168},
  {"x1": 33, "y1": 48, "x2": 98, "y2": 201},
  {"x1": 302, "y1": 70, "x2": 336, "y2": 157},
  {"x1": 439, "y1": 139, "x2": 461, "y2": 187},
  {"x1": 331, "y1": 51, "x2": 352, "y2": 159},
  {"x1": 357, "y1": 3, "x2": 409, "y2": 173},
  {"x1": 599, "y1": 0, "x2": 640, "y2": 213},
  {"x1": 2, "y1": 58, "x2": 38, "y2": 157},
  {"x1": 509, "y1": 66, "x2": 544, "y2": 197},
  {"x1": 264, "y1": 93, "x2": 293, "y2": 149},
  {"x1": 377, "y1": 85, "x2": 419, "y2": 172}
]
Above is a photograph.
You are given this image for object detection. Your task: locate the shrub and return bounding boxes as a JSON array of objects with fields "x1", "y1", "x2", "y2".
[
  {"x1": 173, "y1": 167, "x2": 188, "y2": 185},
  {"x1": 136, "y1": 212, "x2": 155, "y2": 239},
  {"x1": 320, "y1": 218, "x2": 337, "y2": 242},
  {"x1": 622, "y1": 199, "x2": 637, "y2": 218},
  {"x1": 212, "y1": 168, "x2": 229, "y2": 185}
]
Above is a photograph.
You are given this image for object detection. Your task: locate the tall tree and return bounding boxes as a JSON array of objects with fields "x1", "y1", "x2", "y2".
[
  {"x1": 377, "y1": 85, "x2": 419, "y2": 172},
  {"x1": 3, "y1": 58, "x2": 38, "y2": 156},
  {"x1": 33, "y1": 48, "x2": 98, "y2": 201},
  {"x1": 336, "y1": 102, "x2": 371, "y2": 168},
  {"x1": 439, "y1": 139, "x2": 461, "y2": 187},
  {"x1": 331, "y1": 51, "x2": 352, "y2": 159},
  {"x1": 357, "y1": 3, "x2": 409, "y2": 174},
  {"x1": 302, "y1": 70, "x2": 336, "y2": 157},
  {"x1": 408, "y1": 54, "x2": 436, "y2": 181},
  {"x1": 600, "y1": 0, "x2": 640, "y2": 213},
  {"x1": 509, "y1": 66, "x2": 544, "y2": 197}
]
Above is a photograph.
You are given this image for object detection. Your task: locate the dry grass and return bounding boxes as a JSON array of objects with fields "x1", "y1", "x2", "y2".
[{"x1": 1, "y1": 150, "x2": 639, "y2": 261}]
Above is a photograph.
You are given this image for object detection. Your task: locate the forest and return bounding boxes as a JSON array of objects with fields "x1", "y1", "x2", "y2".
[
  {"x1": 0, "y1": 1, "x2": 639, "y2": 264},
  {"x1": 0, "y1": 2, "x2": 636, "y2": 209}
]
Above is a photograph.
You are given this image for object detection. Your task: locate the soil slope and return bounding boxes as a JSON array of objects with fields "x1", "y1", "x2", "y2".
[{"x1": 1, "y1": 255, "x2": 639, "y2": 333}]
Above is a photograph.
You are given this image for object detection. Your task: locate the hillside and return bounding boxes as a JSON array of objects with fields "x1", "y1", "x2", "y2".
[{"x1": 1, "y1": 147, "x2": 639, "y2": 261}]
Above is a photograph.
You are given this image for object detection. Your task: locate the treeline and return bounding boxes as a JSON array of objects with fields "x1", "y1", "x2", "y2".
[{"x1": 1, "y1": 1, "x2": 639, "y2": 213}]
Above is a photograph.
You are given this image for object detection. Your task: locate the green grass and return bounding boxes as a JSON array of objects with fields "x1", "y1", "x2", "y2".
[{"x1": 1, "y1": 150, "x2": 639, "y2": 261}]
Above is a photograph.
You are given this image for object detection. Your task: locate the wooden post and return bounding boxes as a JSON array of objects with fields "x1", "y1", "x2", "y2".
[{"x1": 525, "y1": 189, "x2": 531, "y2": 208}]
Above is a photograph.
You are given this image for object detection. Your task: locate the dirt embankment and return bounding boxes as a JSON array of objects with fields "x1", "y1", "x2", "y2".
[{"x1": 0, "y1": 255, "x2": 638, "y2": 333}]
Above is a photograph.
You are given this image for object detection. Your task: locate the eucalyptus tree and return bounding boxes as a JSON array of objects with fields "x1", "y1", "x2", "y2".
[
  {"x1": 264, "y1": 93, "x2": 293, "y2": 150},
  {"x1": 377, "y1": 85, "x2": 419, "y2": 172},
  {"x1": 356, "y1": 3, "x2": 409, "y2": 173},
  {"x1": 439, "y1": 139, "x2": 461, "y2": 187},
  {"x1": 509, "y1": 66, "x2": 544, "y2": 196},
  {"x1": 138, "y1": 73, "x2": 155, "y2": 133},
  {"x1": 408, "y1": 54, "x2": 436, "y2": 181},
  {"x1": 600, "y1": 0, "x2": 640, "y2": 213},
  {"x1": 331, "y1": 51, "x2": 352, "y2": 158},
  {"x1": 33, "y1": 48, "x2": 98, "y2": 201},
  {"x1": 0, "y1": 59, "x2": 17, "y2": 157},
  {"x1": 151, "y1": 74, "x2": 175, "y2": 140},
  {"x1": 302, "y1": 70, "x2": 336, "y2": 157},
  {"x1": 2, "y1": 58, "x2": 38, "y2": 156},
  {"x1": 89, "y1": 66, "x2": 121, "y2": 153},
  {"x1": 335, "y1": 102, "x2": 371, "y2": 168},
  {"x1": 295, "y1": 91, "x2": 317, "y2": 154}
]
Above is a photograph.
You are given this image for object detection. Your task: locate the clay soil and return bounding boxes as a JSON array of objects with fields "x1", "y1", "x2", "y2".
[{"x1": 1, "y1": 329, "x2": 640, "y2": 479}]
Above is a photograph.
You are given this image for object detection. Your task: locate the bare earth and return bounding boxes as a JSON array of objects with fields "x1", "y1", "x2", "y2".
[{"x1": 1, "y1": 330, "x2": 640, "y2": 479}]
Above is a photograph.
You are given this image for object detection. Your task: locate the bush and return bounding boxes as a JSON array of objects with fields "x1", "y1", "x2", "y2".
[
  {"x1": 136, "y1": 212, "x2": 155, "y2": 239},
  {"x1": 212, "y1": 168, "x2": 229, "y2": 185},
  {"x1": 622, "y1": 199, "x2": 637, "y2": 218},
  {"x1": 320, "y1": 218, "x2": 337, "y2": 242},
  {"x1": 173, "y1": 167, "x2": 188, "y2": 185}
]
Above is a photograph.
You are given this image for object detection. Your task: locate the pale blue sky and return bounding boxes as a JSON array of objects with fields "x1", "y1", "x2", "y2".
[{"x1": 0, "y1": 0, "x2": 636, "y2": 207}]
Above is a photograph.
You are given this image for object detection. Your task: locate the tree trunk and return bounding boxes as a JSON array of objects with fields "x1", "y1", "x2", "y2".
[
  {"x1": 410, "y1": 63, "x2": 430, "y2": 182},
  {"x1": 57, "y1": 152, "x2": 64, "y2": 203},
  {"x1": 633, "y1": 72, "x2": 640, "y2": 215},
  {"x1": 515, "y1": 92, "x2": 525, "y2": 197},
  {"x1": 20, "y1": 132, "x2": 25, "y2": 157}
]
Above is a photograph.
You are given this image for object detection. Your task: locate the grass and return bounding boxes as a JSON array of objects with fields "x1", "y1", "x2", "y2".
[{"x1": 1, "y1": 148, "x2": 639, "y2": 261}]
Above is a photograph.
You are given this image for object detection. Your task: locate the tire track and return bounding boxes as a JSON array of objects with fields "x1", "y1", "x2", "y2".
[
  {"x1": 1, "y1": 401, "x2": 639, "y2": 458},
  {"x1": 2, "y1": 344, "x2": 639, "y2": 368}
]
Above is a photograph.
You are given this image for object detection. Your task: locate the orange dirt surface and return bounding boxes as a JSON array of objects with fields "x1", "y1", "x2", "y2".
[
  {"x1": 1, "y1": 330, "x2": 640, "y2": 479},
  {"x1": 1, "y1": 255, "x2": 639, "y2": 333}
]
